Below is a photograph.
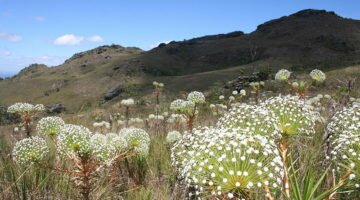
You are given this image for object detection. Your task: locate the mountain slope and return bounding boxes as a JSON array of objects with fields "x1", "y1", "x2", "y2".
[
  {"x1": 141, "y1": 9, "x2": 360, "y2": 75},
  {"x1": 0, "y1": 9, "x2": 360, "y2": 111}
]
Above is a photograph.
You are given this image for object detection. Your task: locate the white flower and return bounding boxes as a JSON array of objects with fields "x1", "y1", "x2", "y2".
[
  {"x1": 90, "y1": 133, "x2": 116, "y2": 163},
  {"x1": 170, "y1": 99, "x2": 185, "y2": 112},
  {"x1": 12, "y1": 136, "x2": 49, "y2": 165},
  {"x1": 57, "y1": 124, "x2": 92, "y2": 157},
  {"x1": 7, "y1": 103, "x2": 45, "y2": 114},
  {"x1": 171, "y1": 127, "x2": 283, "y2": 198},
  {"x1": 166, "y1": 131, "x2": 182, "y2": 143},
  {"x1": 121, "y1": 98, "x2": 135, "y2": 106},
  {"x1": 217, "y1": 104, "x2": 281, "y2": 138},
  {"x1": 262, "y1": 95, "x2": 318, "y2": 137},
  {"x1": 120, "y1": 128, "x2": 150, "y2": 156},
  {"x1": 240, "y1": 89, "x2": 246, "y2": 96},
  {"x1": 106, "y1": 133, "x2": 128, "y2": 152},
  {"x1": 93, "y1": 121, "x2": 111, "y2": 129},
  {"x1": 36, "y1": 116, "x2": 65, "y2": 136},
  {"x1": 275, "y1": 69, "x2": 291, "y2": 81},
  {"x1": 232, "y1": 90, "x2": 238, "y2": 95},
  {"x1": 292, "y1": 82, "x2": 299, "y2": 88},
  {"x1": 309, "y1": 69, "x2": 326, "y2": 83},
  {"x1": 187, "y1": 91, "x2": 205, "y2": 104}
]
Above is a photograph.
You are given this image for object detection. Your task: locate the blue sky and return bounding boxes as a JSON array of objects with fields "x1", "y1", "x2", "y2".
[{"x1": 1, "y1": 0, "x2": 359, "y2": 77}]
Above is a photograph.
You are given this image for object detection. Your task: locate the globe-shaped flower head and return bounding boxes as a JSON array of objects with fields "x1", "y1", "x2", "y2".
[
  {"x1": 309, "y1": 69, "x2": 326, "y2": 83},
  {"x1": 172, "y1": 127, "x2": 284, "y2": 198},
  {"x1": 166, "y1": 130, "x2": 182, "y2": 144},
  {"x1": 170, "y1": 99, "x2": 185, "y2": 112},
  {"x1": 327, "y1": 105, "x2": 360, "y2": 188},
  {"x1": 120, "y1": 128, "x2": 150, "y2": 157},
  {"x1": 36, "y1": 116, "x2": 65, "y2": 136},
  {"x1": 106, "y1": 133, "x2": 128, "y2": 152},
  {"x1": 217, "y1": 104, "x2": 280, "y2": 139},
  {"x1": 121, "y1": 98, "x2": 135, "y2": 107},
  {"x1": 7, "y1": 103, "x2": 45, "y2": 114},
  {"x1": 90, "y1": 133, "x2": 116, "y2": 163},
  {"x1": 187, "y1": 91, "x2": 205, "y2": 104},
  {"x1": 12, "y1": 136, "x2": 49, "y2": 165},
  {"x1": 275, "y1": 69, "x2": 291, "y2": 82},
  {"x1": 57, "y1": 124, "x2": 92, "y2": 158},
  {"x1": 262, "y1": 95, "x2": 318, "y2": 137}
]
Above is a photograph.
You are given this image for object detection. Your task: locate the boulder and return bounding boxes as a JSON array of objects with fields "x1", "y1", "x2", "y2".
[
  {"x1": 46, "y1": 104, "x2": 66, "y2": 114},
  {"x1": 104, "y1": 85, "x2": 124, "y2": 101},
  {"x1": 225, "y1": 73, "x2": 263, "y2": 91}
]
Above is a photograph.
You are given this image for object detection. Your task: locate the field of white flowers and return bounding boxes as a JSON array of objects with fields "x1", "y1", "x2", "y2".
[{"x1": 0, "y1": 69, "x2": 359, "y2": 200}]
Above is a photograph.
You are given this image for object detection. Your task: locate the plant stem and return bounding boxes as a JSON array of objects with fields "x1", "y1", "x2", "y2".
[
  {"x1": 79, "y1": 158, "x2": 91, "y2": 200},
  {"x1": 125, "y1": 106, "x2": 130, "y2": 128},
  {"x1": 264, "y1": 185, "x2": 274, "y2": 200},
  {"x1": 326, "y1": 167, "x2": 352, "y2": 200},
  {"x1": 279, "y1": 140, "x2": 290, "y2": 198},
  {"x1": 21, "y1": 114, "x2": 32, "y2": 137}
]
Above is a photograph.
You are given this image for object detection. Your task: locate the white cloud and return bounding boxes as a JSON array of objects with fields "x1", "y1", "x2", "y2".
[
  {"x1": 149, "y1": 40, "x2": 171, "y2": 49},
  {"x1": 53, "y1": 34, "x2": 104, "y2": 46},
  {"x1": 53, "y1": 34, "x2": 84, "y2": 46},
  {"x1": 33, "y1": 16, "x2": 46, "y2": 22},
  {"x1": 0, "y1": 32, "x2": 23, "y2": 42},
  {"x1": 88, "y1": 35, "x2": 104, "y2": 42}
]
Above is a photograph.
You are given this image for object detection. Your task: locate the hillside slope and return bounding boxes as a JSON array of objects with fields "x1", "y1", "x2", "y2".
[
  {"x1": 0, "y1": 9, "x2": 360, "y2": 111},
  {"x1": 141, "y1": 9, "x2": 360, "y2": 75}
]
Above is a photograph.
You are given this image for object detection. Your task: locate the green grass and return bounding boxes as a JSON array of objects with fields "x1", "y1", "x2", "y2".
[{"x1": 1, "y1": 66, "x2": 360, "y2": 199}]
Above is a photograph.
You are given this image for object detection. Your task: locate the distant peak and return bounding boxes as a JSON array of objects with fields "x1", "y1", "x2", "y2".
[
  {"x1": 291, "y1": 9, "x2": 337, "y2": 18},
  {"x1": 16, "y1": 63, "x2": 48, "y2": 76},
  {"x1": 256, "y1": 9, "x2": 341, "y2": 31},
  {"x1": 64, "y1": 44, "x2": 143, "y2": 63}
]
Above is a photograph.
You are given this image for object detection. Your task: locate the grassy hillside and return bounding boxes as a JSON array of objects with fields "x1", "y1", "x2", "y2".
[{"x1": 0, "y1": 9, "x2": 360, "y2": 112}]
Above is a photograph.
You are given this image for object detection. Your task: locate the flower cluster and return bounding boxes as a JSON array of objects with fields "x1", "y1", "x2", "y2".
[
  {"x1": 167, "y1": 114, "x2": 187, "y2": 124},
  {"x1": 171, "y1": 127, "x2": 284, "y2": 198},
  {"x1": 36, "y1": 116, "x2": 65, "y2": 136},
  {"x1": 153, "y1": 81, "x2": 164, "y2": 88},
  {"x1": 275, "y1": 69, "x2": 291, "y2": 82},
  {"x1": 309, "y1": 69, "x2": 326, "y2": 83},
  {"x1": 249, "y1": 81, "x2": 265, "y2": 90},
  {"x1": 180, "y1": 101, "x2": 196, "y2": 116},
  {"x1": 209, "y1": 103, "x2": 228, "y2": 116},
  {"x1": 170, "y1": 99, "x2": 196, "y2": 116},
  {"x1": 12, "y1": 136, "x2": 49, "y2": 165},
  {"x1": 217, "y1": 104, "x2": 280, "y2": 139},
  {"x1": 90, "y1": 133, "x2": 116, "y2": 163},
  {"x1": 262, "y1": 95, "x2": 318, "y2": 136},
  {"x1": 148, "y1": 114, "x2": 165, "y2": 121},
  {"x1": 187, "y1": 91, "x2": 206, "y2": 105},
  {"x1": 120, "y1": 128, "x2": 150, "y2": 157},
  {"x1": 7, "y1": 102, "x2": 46, "y2": 114},
  {"x1": 106, "y1": 133, "x2": 128, "y2": 152},
  {"x1": 166, "y1": 130, "x2": 182, "y2": 144},
  {"x1": 93, "y1": 121, "x2": 111, "y2": 129},
  {"x1": 170, "y1": 99, "x2": 185, "y2": 112},
  {"x1": 327, "y1": 105, "x2": 359, "y2": 140},
  {"x1": 121, "y1": 98, "x2": 135, "y2": 107},
  {"x1": 57, "y1": 124, "x2": 93, "y2": 158},
  {"x1": 327, "y1": 105, "x2": 360, "y2": 188},
  {"x1": 129, "y1": 118, "x2": 144, "y2": 127}
]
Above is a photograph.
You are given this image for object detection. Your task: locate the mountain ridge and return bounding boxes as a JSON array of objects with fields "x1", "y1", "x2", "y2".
[{"x1": 1, "y1": 9, "x2": 359, "y2": 111}]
